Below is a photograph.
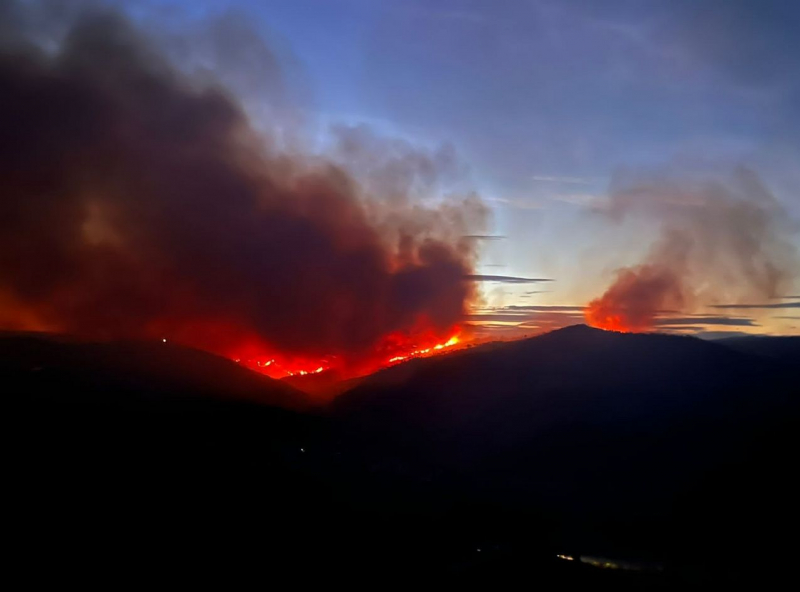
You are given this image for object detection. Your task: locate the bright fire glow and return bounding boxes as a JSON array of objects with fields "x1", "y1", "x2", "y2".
[
  {"x1": 584, "y1": 305, "x2": 634, "y2": 332},
  {"x1": 386, "y1": 335, "x2": 460, "y2": 365},
  {"x1": 232, "y1": 330, "x2": 463, "y2": 380}
]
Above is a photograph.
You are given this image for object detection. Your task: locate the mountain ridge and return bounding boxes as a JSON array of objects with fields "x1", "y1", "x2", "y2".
[{"x1": 0, "y1": 331, "x2": 310, "y2": 410}]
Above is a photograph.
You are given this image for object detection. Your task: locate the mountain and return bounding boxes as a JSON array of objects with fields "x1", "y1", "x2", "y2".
[
  {"x1": 1, "y1": 331, "x2": 310, "y2": 410},
  {"x1": 6, "y1": 326, "x2": 799, "y2": 585},
  {"x1": 715, "y1": 334, "x2": 800, "y2": 369},
  {"x1": 282, "y1": 368, "x2": 366, "y2": 399},
  {"x1": 334, "y1": 325, "x2": 800, "y2": 575},
  {"x1": 5, "y1": 332, "x2": 357, "y2": 580},
  {"x1": 335, "y1": 324, "x2": 793, "y2": 441}
]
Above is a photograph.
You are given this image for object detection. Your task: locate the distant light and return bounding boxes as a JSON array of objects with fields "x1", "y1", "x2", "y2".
[
  {"x1": 557, "y1": 554, "x2": 575, "y2": 561},
  {"x1": 300, "y1": 448, "x2": 305, "y2": 453},
  {"x1": 476, "y1": 548, "x2": 481, "y2": 552},
  {"x1": 162, "y1": 338, "x2": 167, "y2": 343}
]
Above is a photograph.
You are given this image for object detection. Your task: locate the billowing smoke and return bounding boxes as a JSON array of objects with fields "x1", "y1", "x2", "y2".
[
  {"x1": 0, "y1": 6, "x2": 488, "y2": 375},
  {"x1": 586, "y1": 167, "x2": 798, "y2": 332}
]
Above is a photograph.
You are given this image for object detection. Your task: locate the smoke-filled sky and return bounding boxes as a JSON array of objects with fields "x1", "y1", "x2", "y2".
[{"x1": 2, "y1": 0, "x2": 799, "y2": 341}]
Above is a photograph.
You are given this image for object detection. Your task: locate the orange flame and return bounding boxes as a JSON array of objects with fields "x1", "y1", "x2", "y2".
[
  {"x1": 585, "y1": 265, "x2": 684, "y2": 333},
  {"x1": 386, "y1": 335, "x2": 460, "y2": 365},
  {"x1": 231, "y1": 329, "x2": 464, "y2": 380},
  {"x1": 584, "y1": 302, "x2": 636, "y2": 333}
]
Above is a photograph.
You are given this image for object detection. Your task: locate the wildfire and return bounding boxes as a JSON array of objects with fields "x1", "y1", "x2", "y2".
[
  {"x1": 584, "y1": 303, "x2": 635, "y2": 333},
  {"x1": 386, "y1": 335, "x2": 460, "y2": 364},
  {"x1": 233, "y1": 332, "x2": 463, "y2": 380},
  {"x1": 585, "y1": 265, "x2": 684, "y2": 333},
  {"x1": 236, "y1": 357, "x2": 330, "y2": 378}
]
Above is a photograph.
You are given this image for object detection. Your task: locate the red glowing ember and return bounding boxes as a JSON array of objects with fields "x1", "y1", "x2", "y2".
[{"x1": 232, "y1": 329, "x2": 463, "y2": 379}]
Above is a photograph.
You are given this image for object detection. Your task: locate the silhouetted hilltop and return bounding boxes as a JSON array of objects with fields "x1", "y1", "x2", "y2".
[
  {"x1": 283, "y1": 369, "x2": 366, "y2": 399},
  {"x1": 1, "y1": 331, "x2": 309, "y2": 410},
  {"x1": 332, "y1": 325, "x2": 800, "y2": 572},
  {"x1": 716, "y1": 334, "x2": 800, "y2": 369},
  {"x1": 6, "y1": 326, "x2": 799, "y2": 585},
  {"x1": 335, "y1": 324, "x2": 788, "y2": 440}
]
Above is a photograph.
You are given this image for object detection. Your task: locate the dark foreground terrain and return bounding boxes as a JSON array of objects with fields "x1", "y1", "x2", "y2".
[{"x1": 6, "y1": 326, "x2": 799, "y2": 587}]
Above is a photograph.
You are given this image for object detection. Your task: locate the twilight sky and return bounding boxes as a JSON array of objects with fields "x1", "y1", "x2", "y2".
[{"x1": 14, "y1": 0, "x2": 799, "y2": 337}]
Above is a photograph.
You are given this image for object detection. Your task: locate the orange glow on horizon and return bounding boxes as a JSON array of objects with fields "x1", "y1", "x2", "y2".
[
  {"x1": 585, "y1": 299, "x2": 644, "y2": 333},
  {"x1": 385, "y1": 334, "x2": 460, "y2": 365},
  {"x1": 233, "y1": 330, "x2": 464, "y2": 380}
]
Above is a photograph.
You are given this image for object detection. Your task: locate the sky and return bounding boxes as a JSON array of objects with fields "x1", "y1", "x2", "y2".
[{"x1": 8, "y1": 0, "x2": 799, "y2": 338}]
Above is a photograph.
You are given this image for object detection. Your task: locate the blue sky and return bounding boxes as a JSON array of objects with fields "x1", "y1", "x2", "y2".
[{"x1": 121, "y1": 0, "x2": 800, "y2": 334}]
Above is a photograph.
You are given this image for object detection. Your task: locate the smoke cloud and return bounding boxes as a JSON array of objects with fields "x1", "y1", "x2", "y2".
[
  {"x1": 585, "y1": 167, "x2": 798, "y2": 332},
  {"x1": 0, "y1": 6, "x2": 488, "y2": 372}
]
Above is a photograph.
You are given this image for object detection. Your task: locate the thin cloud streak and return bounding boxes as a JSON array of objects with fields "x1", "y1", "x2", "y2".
[
  {"x1": 711, "y1": 302, "x2": 800, "y2": 310},
  {"x1": 654, "y1": 317, "x2": 758, "y2": 327},
  {"x1": 465, "y1": 275, "x2": 554, "y2": 284},
  {"x1": 531, "y1": 175, "x2": 593, "y2": 185}
]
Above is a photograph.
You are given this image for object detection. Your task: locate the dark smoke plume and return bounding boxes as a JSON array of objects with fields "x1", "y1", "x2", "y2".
[
  {"x1": 0, "y1": 6, "x2": 488, "y2": 369},
  {"x1": 586, "y1": 167, "x2": 798, "y2": 332}
]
